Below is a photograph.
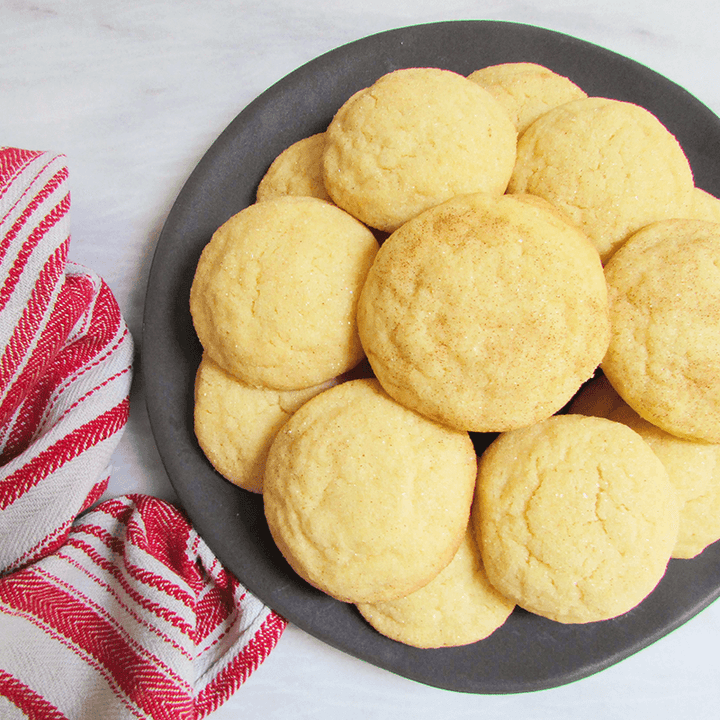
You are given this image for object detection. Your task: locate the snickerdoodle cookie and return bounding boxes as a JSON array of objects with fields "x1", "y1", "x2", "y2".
[
  {"x1": 189, "y1": 195, "x2": 378, "y2": 390},
  {"x1": 467, "y1": 62, "x2": 587, "y2": 135},
  {"x1": 357, "y1": 192, "x2": 610, "y2": 432},
  {"x1": 602, "y1": 218, "x2": 720, "y2": 443},
  {"x1": 356, "y1": 525, "x2": 515, "y2": 648},
  {"x1": 256, "y1": 133, "x2": 330, "y2": 202},
  {"x1": 322, "y1": 67, "x2": 517, "y2": 232},
  {"x1": 263, "y1": 378, "x2": 477, "y2": 604},
  {"x1": 571, "y1": 373, "x2": 720, "y2": 559},
  {"x1": 193, "y1": 353, "x2": 335, "y2": 493},
  {"x1": 474, "y1": 414, "x2": 679, "y2": 624},
  {"x1": 508, "y1": 97, "x2": 694, "y2": 262}
]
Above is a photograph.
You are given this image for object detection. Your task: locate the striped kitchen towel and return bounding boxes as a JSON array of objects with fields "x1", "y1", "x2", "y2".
[{"x1": 0, "y1": 147, "x2": 286, "y2": 719}]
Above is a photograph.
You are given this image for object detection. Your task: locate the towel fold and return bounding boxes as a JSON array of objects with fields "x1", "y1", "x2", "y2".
[{"x1": 0, "y1": 147, "x2": 285, "y2": 719}]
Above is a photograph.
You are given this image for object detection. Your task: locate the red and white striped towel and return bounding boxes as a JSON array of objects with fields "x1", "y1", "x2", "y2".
[{"x1": 0, "y1": 147, "x2": 286, "y2": 719}]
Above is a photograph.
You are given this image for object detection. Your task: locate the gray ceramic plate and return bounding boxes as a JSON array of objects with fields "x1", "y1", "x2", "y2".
[{"x1": 143, "y1": 20, "x2": 720, "y2": 693}]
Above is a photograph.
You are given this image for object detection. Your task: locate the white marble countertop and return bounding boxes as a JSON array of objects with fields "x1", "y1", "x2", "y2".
[{"x1": 3, "y1": 1, "x2": 720, "y2": 718}]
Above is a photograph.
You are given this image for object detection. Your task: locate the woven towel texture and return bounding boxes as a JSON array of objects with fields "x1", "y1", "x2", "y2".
[{"x1": 0, "y1": 147, "x2": 285, "y2": 719}]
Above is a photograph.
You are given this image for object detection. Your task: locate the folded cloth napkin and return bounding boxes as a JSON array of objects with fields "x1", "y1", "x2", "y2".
[{"x1": 0, "y1": 147, "x2": 286, "y2": 719}]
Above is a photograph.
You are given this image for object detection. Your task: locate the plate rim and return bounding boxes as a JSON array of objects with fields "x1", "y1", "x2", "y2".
[{"x1": 142, "y1": 19, "x2": 720, "y2": 694}]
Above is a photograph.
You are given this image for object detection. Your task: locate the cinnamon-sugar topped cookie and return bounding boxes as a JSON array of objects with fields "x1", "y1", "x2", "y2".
[
  {"x1": 602, "y1": 218, "x2": 720, "y2": 443},
  {"x1": 357, "y1": 191, "x2": 610, "y2": 432}
]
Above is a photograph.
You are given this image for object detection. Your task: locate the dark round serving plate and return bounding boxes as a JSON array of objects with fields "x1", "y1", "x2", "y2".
[{"x1": 142, "y1": 20, "x2": 720, "y2": 694}]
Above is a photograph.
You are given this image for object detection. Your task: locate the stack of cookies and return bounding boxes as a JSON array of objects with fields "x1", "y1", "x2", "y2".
[{"x1": 189, "y1": 63, "x2": 720, "y2": 648}]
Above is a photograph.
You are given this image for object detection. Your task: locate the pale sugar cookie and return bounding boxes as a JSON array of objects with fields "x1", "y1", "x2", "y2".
[
  {"x1": 322, "y1": 67, "x2": 517, "y2": 232},
  {"x1": 571, "y1": 373, "x2": 720, "y2": 559},
  {"x1": 356, "y1": 526, "x2": 514, "y2": 648},
  {"x1": 508, "y1": 97, "x2": 694, "y2": 262},
  {"x1": 474, "y1": 414, "x2": 679, "y2": 624},
  {"x1": 189, "y1": 195, "x2": 379, "y2": 390},
  {"x1": 256, "y1": 133, "x2": 330, "y2": 202},
  {"x1": 602, "y1": 218, "x2": 720, "y2": 443},
  {"x1": 357, "y1": 192, "x2": 610, "y2": 432},
  {"x1": 193, "y1": 353, "x2": 336, "y2": 493},
  {"x1": 263, "y1": 378, "x2": 477, "y2": 604},
  {"x1": 467, "y1": 62, "x2": 587, "y2": 135}
]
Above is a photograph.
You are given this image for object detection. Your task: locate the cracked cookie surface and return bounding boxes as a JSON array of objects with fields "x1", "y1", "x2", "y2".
[
  {"x1": 571, "y1": 373, "x2": 720, "y2": 559},
  {"x1": 508, "y1": 97, "x2": 694, "y2": 262},
  {"x1": 262, "y1": 378, "x2": 477, "y2": 604},
  {"x1": 322, "y1": 67, "x2": 517, "y2": 232},
  {"x1": 474, "y1": 414, "x2": 678, "y2": 624},
  {"x1": 357, "y1": 192, "x2": 610, "y2": 432},
  {"x1": 189, "y1": 195, "x2": 378, "y2": 390}
]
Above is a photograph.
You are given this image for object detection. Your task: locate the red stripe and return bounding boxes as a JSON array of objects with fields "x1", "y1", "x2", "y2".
[
  {"x1": 74, "y1": 514, "x2": 194, "y2": 607},
  {"x1": 0, "y1": 276, "x2": 128, "y2": 462},
  {"x1": 0, "y1": 669, "x2": 69, "y2": 720},
  {"x1": 70, "y1": 497, "x2": 250, "y2": 644},
  {"x1": 0, "y1": 163, "x2": 68, "y2": 262},
  {"x1": 37, "y1": 563, "x2": 191, "y2": 688},
  {"x1": 3, "y1": 605, "x2": 145, "y2": 719},
  {"x1": 0, "y1": 478, "x2": 109, "y2": 575},
  {"x1": 68, "y1": 499, "x2": 242, "y2": 642},
  {"x1": 0, "y1": 271, "x2": 94, "y2": 449},
  {"x1": 7, "y1": 276, "x2": 125, "y2": 418},
  {"x1": 71, "y1": 501, "x2": 198, "y2": 610},
  {"x1": 0, "y1": 572, "x2": 195, "y2": 719},
  {"x1": 70, "y1": 513, "x2": 125, "y2": 555},
  {"x1": 3, "y1": 521, "x2": 72, "y2": 577},
  {"x1": 126, "y1": 499, "x2": 204, "y2": 589},
  {"x1": 0, "y1": 148, "x2": 47, "y2": 202},
  {"x1": 91, "y1": 495, "x2": 137, "y2": 520},
  {"x1": 195, "y1": 611, "x2": 287, "y2": 717},
  {"x1": 194, "y1": 585, "x2": 235, "y2": 645},
  {"x1": 88, "y1": 496, "x2": 205, "y2": 594},
  {"x1": 0, "y1": 398, "x2": 129, "y2": 510},
  {"x1": 78, "y1": 276, "x2": 124, "y2": 343},
  {"x1": 77, "y1": 474, "x2": 110, "y2": 515},
  {"x1": 0, "y1": 238, "x2": 69, "y2": 417},
  {"x1": 1, "y1": 362, "x2": 131, "y2": 467},
  {"x1": 0, "y1": 183, "x2": 69, "y2": 310},
  {"x1": 44, "y1": 333, "x2": 131, "y2": 434},
  {"x1": 64, "y1": 534, "x2": 196, "y2": 636},
  {"x1": 0, "y1": 235, "x2": 69, "y2": 387},
  {"x1": 54, "y1": 547, "x2": 195, "y2": 663},
  {"x1": 56, "y1": 363, "x2": 132, "y2": 427}
]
